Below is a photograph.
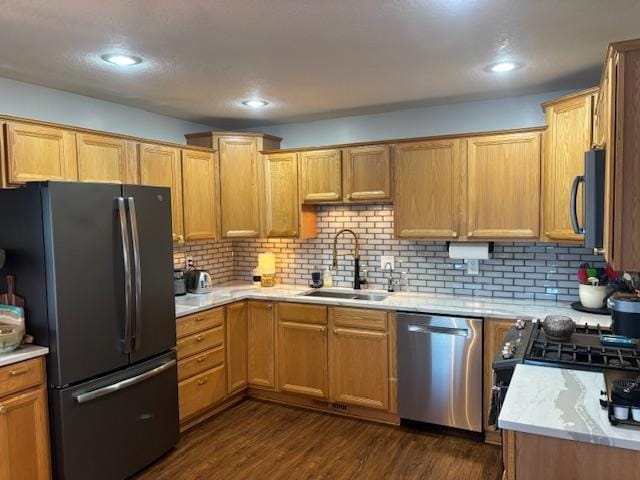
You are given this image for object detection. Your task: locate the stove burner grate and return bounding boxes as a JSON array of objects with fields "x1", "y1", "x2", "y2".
[{"x1": 527, "y1": 338, "x2": 640, "y2": 371}]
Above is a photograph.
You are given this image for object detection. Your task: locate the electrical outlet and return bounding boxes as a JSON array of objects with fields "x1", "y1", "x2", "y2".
[
  {"x1": 466, "y1": 259, "x2": 480, "y2": 275},
  {"x1": 380, "y1": 255, "x2": 394, "y2": 270}
]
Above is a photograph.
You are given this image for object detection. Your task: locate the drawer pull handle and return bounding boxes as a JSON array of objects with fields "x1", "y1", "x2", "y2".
[
  {"x1": 196, "y1": 335, "x2": 205, "y2": 342},
  {"x1": 197, "y1": 377, "x2": 209, "y2": 386},
  {"x1": 9, "y1": 367, "x2": 30, "y2": 377},
  {"x1": 195, "y1": 317, "x2": 206, "y2": 322},
  {"x1": 196, "y1": 355, "x2": 208, "y2": 363}
]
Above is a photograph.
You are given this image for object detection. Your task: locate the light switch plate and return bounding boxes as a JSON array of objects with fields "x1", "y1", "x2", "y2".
[{"x1": 380, "y1": 255, "x2": 395, "y2": 270}]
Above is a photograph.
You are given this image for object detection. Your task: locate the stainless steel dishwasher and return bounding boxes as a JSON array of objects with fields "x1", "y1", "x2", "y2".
[{"x1": 397, "y1": 313, "x2": 483, "y2": 432}]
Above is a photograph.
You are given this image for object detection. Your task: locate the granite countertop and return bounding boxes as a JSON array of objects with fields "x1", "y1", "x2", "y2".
[
  {"x1": 498, "y1": 364, "x2": 640, "y2": 451},
  {"x1": 175, "y1": 283, "x2": 609, "y2": 326},
  {"x1": 0, "y1": 344, "x2": 49, "y2": 367}
]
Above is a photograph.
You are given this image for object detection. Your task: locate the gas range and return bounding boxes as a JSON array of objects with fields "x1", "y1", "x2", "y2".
[
  {"x1": 488, "y1": 319, "x2": 640, "y2": 430},
  {"x1": 493, "y1": 320, "x2": 640, "y2": 375}
]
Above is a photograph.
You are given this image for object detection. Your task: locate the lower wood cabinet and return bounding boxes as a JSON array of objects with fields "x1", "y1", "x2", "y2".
[
  {"x1": 276, "y1": 303, "x2": 329, "y2": 399},
  {"x1": 0, "y1": 357, "x2": 51, "y2": 480},
  {"x1": 247, "y1": 301, "x2": 276, "y2": 389},
  {"x1": 176, "y1": 308, "x2": 227, "y2": 423},
  {"x1": 178, "y1": 365, "x2": 226, "y2": 421},
  {"x1": 329, "y1": 307, "x2": 389, "y2": 410},
  {"x1": 483, "y1": 317, "x2": 516, "y2": 444},
  {"x1": 225, "y1": 302, "x2": 248, "y2": 394}
]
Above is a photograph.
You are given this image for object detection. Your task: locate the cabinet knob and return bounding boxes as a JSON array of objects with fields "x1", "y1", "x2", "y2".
[
  {"x1": 451, "y1": 232, "x2": 458, "y2": 238},
  {"x1": 197, "y1": 377, "x2": 209, "y2": 386},
  {"x1": 196, "y1": 354, "x2": 208, "y2": 363},
  {"x1": 0, "y1": 406, "x2": 7, "y2": 414},
  {"x1": 196, "y1": 335, "x2": 205, "y2": 342}
]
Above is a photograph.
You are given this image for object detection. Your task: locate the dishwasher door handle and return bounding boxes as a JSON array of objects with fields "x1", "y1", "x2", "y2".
[{"x1": 407, "y1": 324, "x2": 469, "y2": 337}]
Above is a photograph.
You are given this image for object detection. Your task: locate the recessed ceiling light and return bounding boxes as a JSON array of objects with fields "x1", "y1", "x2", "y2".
[
  {"x1": 101, "y1": 54, "x2": 142, "y2": 66},
  {"x1": 242, "y1": 100, "x2": 269, "y2": 108},
  {"x1": 487, "y1": 61, "x2": 520, "y2": 73}
]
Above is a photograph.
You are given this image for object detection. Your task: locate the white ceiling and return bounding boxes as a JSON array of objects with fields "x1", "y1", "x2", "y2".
[{"x1": 0, "y1": 0, "x2": 638, "y2": 129}]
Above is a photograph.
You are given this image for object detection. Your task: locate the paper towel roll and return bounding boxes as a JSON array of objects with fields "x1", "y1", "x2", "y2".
[{"x1": 448, "y1": 242, "x2": 490, "y2": 260}]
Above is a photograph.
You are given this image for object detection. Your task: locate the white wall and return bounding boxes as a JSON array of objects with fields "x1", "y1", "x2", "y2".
[
  {"x1": 243, "y1": 90, "x2": 576, "y2": 148},
  {"x1": 0, "y1": 77, "x2": 217, "y2": 144}
]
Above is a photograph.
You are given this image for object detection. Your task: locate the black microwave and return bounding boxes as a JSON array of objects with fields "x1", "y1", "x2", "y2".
[{"x1": 571, "y1": 149, "x2": 605, "y2": 250}]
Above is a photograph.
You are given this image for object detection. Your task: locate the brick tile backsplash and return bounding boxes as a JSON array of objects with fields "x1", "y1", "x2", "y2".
[{"x1": 173, "y1": 204, "x2": 604, "y2": 301}]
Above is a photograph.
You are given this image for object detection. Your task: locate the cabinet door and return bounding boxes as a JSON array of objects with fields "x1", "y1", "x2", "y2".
[
  {"x1": 543, "y1": 93, "x2": 593, "y2": 242},
  {"x1": 218, "y1": 136, "x2": 261, "y2": 238},
  {"x1": 299, "y1": 149, "x2": 342, "y2": 202},
  {"x1": 76, "y1": 133, "x2": 137, "y2": 184},
  {"x1": 483, "y1": 318, "x2": 515, "y2": 445},
  {"x1": 343, "y1": 145, "x2": 392, "y2": 201},
  {"x1": 329, "y1": 309, "x2": 388, "y2": 410},
  {"x1": 226, "y1": 302, "x2": 248, "y2": 394},
  {"x1": 139, "y1": 143, "x2": 184, "y2": 242},
  {"x1": 263, "y1": 153, "x2": 299, "y2": 237},
  {"x1": 467, "y1": 132, "x2": 541, "y2": 239},
  {"x1": 0, "y1": 387, "x2": 51, "y2": 480},
  {"x1": 277, "y1": 303, "x2": 328, "y2": 399},
  {"x1": 5, "y1": 121, "x2": 77, "y2": 184},
  {"x1": 394, "y1": 139, "x2": 463, "y2": 239},
  {"x1": 247, "y1": 301, "x2": 276, "y2": 389},
  {"x1": 181, "y1": 149, "x2": 216, "y2": 241}
]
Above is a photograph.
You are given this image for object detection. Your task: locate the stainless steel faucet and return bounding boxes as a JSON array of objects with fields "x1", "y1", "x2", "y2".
[
  {"x1": 332, "y1": 229, "x2": 366, "y2": 290},
  {"x1": 384, "y1": 262, "x2": 395, "y2": 292}
]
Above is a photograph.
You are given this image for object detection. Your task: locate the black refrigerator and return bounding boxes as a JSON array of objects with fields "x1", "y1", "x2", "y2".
[{"x1": 0, "y1": 181, "x2": 179, "y2": 480}]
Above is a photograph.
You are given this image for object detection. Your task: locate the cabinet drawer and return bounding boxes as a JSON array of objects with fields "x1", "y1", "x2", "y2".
[
  {"x1": 178, "y1": 364, "x2": 226, "y2": 421},
  {"x1": 177, "y1": 345, "x2": 224, "y2": 381},
  {"x1": 176, "y1": 307, "x2": 224, "y2": 339},
  {"x1": 277, "y1": 302, "x2": 327, "y2": 325},
  {"x1": 332, "y1": 307, "x2": 388, "y2": 331},
  {"x1": 177, "y1": 326, "x2": 224, "y2": 360},
  {"x1": 0, "y1": 357, "x2": 45, "y2": 398}
]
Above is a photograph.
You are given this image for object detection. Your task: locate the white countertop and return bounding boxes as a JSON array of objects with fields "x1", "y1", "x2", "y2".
[
  {"x1": 498, "y1": 364, "x2": 640, "y2": 451},
  {"x1": 0, "y1": 344, "x2": 48, "y2": 367},
  {"x1": 175, "y1": 283, "x2": 609, "y2": 326}
]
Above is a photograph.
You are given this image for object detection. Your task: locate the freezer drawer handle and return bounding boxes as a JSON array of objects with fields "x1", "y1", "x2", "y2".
[
  {"x1": 127, "y1": 197, "x2": 143, "y2": 351},
  {"x1": 74, "y1": 360, "x2": 176, "y2": 404},
  {"x1": 407, "y1": 324, "x2": 469, "y2": 337}
]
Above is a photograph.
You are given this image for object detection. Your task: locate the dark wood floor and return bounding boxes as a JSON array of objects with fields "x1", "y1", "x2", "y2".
[{"x1": 136, "y1": 399, "x2": 502, "y2": 480}]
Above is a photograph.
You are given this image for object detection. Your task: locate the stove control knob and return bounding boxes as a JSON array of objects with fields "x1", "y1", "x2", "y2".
[
  {"x1": 515, "y1": 319, "x2": 526, "y2": 330},
  {"x1": 501, "y1": 348, "x2": 514, "y2": 359}
]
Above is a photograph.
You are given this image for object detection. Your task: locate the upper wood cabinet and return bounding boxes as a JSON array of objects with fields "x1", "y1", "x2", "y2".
[
  {"x1": 542, "y1": 89, "x2": 596, "y2": 243},
  {"x1": 600, "y1": 41, "x2": 640, "y2": 271},
  {"x1": 181, "y1": 149, "x2": 216, "y2": 241},
  {"x1": 342, "y1": 145, "x2": 392, "y2": 201},
  {"x1": 218, "y1": 136, "x2": 262, "y2": 238},
  {"x1": 394, "y1": 139, "x2": 464, "y2": 239},
  {"x1": 247, "y1": 301, "x2": 276, "y2": 389},
  {"x1": 263, "y1": 152, "x2": 300, "y2": 237},
  {"x1": 76, "y1": 133, "x2": 137, "y2": 184},
  {"x1": 276, "y1": 303, "x2": 328, "y2": 399},
  {"x1": 226, "y1": 302, "x2": 248, "y2": 395},
  {"x1": 139, "y1": 143, "x2": 184, "y2": 242},
  {"x1": 299, "y1": 149, "x2": 342, "y2": 202},
  {"x1": 5, "y1": 121, "x2": 77, "y2": 184},
  {"x1": 467, "y1": 132, "x2": 542, "y2": 240},
  {"x1": 329, "y1": 308, "x2": 389, "y2": 410}
]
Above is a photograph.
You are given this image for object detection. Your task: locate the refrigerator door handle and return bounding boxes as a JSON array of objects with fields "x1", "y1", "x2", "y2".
[
  {"x1": 127, "y1": 197, "x2": 143, "y2": 351},
  {"x1": 117, "y1": 197, "x2": 133, "y2": 354},
  {"x1": 73, "y1": 359, "x2": 176, "y2": 404}
]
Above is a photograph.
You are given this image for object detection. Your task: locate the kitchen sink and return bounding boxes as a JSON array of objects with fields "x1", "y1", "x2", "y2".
[{"x1": 301, "y1": 290, "x2": 391, "y2": 302}]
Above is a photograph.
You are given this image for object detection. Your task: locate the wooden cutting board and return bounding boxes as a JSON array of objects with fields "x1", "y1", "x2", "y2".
[{"x1": 0, "y1": 275, "x2": 25, "y2": 307}]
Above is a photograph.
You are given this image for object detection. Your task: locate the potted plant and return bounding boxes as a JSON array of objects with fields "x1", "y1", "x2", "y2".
[{"x1": 577, "y1": 263, "x2": 616, "y2": 309}]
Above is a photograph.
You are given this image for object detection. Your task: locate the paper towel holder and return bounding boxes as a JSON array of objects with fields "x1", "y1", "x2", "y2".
[{"x1": 445, "y1": 242, "x2": 494, "y2": 256}]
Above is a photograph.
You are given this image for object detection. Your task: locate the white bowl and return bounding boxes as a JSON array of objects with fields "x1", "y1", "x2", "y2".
[
  {"x1": 614, "y1": 405, "x2": 629, "y2": 420},
  {"x1": 579, "y1": 284, "x2": 609, "y2": 309}
]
